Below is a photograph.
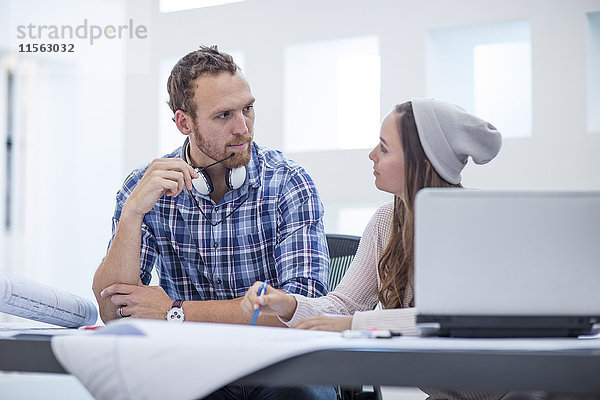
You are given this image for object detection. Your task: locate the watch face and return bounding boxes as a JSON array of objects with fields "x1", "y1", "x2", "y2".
[{"x1": 167, "y1": 307, "x2": 184, "y2": 323}]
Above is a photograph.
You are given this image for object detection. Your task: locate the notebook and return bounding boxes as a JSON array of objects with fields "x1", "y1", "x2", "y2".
[{"x1": 414, "y1": 189, "x2": 600, "y2": 338}]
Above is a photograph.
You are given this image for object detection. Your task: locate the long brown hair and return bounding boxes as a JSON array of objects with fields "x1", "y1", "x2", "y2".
[{"x1": 377, "y1": 102, "x2": 461, "y2": 309}]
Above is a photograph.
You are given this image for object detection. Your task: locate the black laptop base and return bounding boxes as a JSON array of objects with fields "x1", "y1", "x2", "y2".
[{"x1": 416, "y1": 315, "x2": 600, "y2": 338}]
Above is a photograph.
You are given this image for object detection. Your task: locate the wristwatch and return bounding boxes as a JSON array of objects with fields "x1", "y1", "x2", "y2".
[{"x1": 166, "y1": 299, "x2": 185, "y2": 323}]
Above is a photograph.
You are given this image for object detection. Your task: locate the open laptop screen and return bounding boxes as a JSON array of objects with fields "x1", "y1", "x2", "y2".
[{"x1": 414, "y1": 189, "x2": 600, "y2": 337}]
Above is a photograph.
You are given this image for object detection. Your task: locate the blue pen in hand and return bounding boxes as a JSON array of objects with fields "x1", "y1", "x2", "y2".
[{"x1": 251, "y1": 280, "x2": 268, "y2": 326}]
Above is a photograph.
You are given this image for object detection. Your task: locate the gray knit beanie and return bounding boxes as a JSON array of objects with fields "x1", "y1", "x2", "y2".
[{"x1": 411, "y1": 98, "x2": 502, "y2": 184}]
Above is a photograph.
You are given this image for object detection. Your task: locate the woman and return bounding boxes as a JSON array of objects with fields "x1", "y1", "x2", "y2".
[{"x1": 241, "y1": 98, "x2": 502, "y2": 335}]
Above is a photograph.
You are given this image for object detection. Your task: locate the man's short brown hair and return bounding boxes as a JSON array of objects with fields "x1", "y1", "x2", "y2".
[{"x1": 167, "y1": 45, "x2": 239, "y2": 119}]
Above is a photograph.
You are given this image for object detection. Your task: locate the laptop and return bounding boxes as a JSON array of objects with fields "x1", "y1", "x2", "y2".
[{"x1": 414, "y1": 189, "x2": 600, "y2": 338}]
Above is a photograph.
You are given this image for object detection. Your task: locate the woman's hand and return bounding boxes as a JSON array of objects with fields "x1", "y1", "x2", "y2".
[
  {"x1": 292, "y1": 315, "x2": 353, "y2": 332},
  {"x1": 241, "y1": 281, "x2": 298, "y2": 322}
]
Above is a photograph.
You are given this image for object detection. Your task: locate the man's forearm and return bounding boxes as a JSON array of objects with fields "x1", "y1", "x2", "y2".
[
  {"x1": 183, "y1": 297, "x2": 286, "y2": 327},
  {"x1": 93, "y1": 211, "x2": 145, "y2": 322}
]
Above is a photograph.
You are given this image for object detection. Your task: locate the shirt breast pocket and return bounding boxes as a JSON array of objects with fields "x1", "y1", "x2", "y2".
[
  {"x1": 234, "y1": 232, "x2": 274, "y2": 265},
  {"x1": 232, "y1": 232, "x2": 275, "y2": 288}
]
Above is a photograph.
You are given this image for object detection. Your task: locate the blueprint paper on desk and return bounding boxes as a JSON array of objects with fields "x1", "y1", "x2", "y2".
[
  {"x1": 51, "y1": 319, "x2": 600, "y2": 400},
  {"x1": 51, "y1": 319, "x2": 346, "y2": 400}
]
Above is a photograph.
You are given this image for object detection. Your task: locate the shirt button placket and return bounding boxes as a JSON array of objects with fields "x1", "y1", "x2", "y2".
[
  {"x1": 212, "y1": 204, "x2": 223, "y2": 250},
  {"x1": 211, "y1": 206, "x2": 223, "y2": 293}
]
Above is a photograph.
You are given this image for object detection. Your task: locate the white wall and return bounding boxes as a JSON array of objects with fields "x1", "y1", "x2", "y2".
[
  {"x1": 0, "y1": 0, "x2": 127, "y2": 307},
  {"x1": 123, "y1": 0, "x2": 600, "y2": 236}
]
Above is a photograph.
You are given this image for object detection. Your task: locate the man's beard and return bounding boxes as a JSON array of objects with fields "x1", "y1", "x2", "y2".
[{"x1": 192, "y1": 129, "x2": 253, "y2": 169}]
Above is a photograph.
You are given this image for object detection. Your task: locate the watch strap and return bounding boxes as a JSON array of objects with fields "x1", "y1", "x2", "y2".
[{"x1": 172, "y1": 299, "x2": 184, "y2": 309}]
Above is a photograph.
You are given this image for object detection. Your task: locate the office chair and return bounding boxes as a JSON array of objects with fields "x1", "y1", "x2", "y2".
[
  {"x1": 325, "y1": 234, "x2": 360, "y2": 291},
  {"x1": 325, "y1": 234, "x2": 381, "y2": 400}
]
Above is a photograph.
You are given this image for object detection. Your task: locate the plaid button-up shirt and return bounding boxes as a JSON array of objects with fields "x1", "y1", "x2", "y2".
[{"x1": 109, "y1": 141, "x2": 329, "y2": 301}]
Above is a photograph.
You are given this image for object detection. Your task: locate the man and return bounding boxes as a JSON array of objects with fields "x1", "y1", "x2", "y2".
[
  {"x1": 93, "y1": 46, "x2": 334, "y2": 398},
  {"x1": 93, "y1": 44, "x2": 330, "y2": 321}
]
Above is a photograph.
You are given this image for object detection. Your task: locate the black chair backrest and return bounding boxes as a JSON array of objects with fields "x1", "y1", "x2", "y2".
[{"x1": 326, "y1": 234, "x2": 360, "y2": 292}]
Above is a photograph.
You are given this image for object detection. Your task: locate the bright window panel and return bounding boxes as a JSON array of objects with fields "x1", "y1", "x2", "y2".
[
  {"x1": 587, "y1": 12, "x2": 600, "y2": 133},
  {"x1": 284, "y1": 36, "x2": 380, "y2": 152},
  {"x1": 474, "y1": 42, "x2": 531, "y2": 138},
  {"x1": 427, "y1": 20, "x2": 531, "y2": 138},
  {"x1": 159, "y1": 0, "x2": 244, "y2": 13},
  {"x1": 159, "y1": 57, "x2": 182, "y2": 156}
]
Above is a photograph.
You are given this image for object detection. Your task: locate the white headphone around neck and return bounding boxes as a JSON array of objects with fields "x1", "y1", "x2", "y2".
[
  {"x1": 186, "y1": 143, "x2": 247, "y2": 195},
  {"x1": 192, "y1": 164, "x2": 246, "y2": 195}
]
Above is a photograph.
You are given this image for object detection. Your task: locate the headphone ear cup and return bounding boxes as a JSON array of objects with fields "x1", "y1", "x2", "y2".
[
  {"x1": 226, "y1": 166, "x2": 247, "y2": 190},
  {"x1": 192, "y1": 170, "x2": 214, "y2": 195}
]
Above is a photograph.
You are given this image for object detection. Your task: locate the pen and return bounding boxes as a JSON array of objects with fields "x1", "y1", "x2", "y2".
[
  {"x1": 251, "y1": 280, "x2": 268, "y2": 326},
  {"x1": 341, "y1": 329, "x2": 402, "y2": 339}
]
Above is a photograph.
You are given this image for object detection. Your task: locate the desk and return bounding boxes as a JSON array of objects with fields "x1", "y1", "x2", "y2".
[
  {"x1": 2, "y1": 336, "x2": 600, "y2": 395},
  {"x1": 0, "y1": 336, "x2": 66, "y2": 374}
]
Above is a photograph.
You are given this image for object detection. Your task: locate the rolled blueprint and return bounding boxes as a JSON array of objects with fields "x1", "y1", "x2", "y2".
[{"x1": 0, "y1": 270, "x2": 98, "y2": 327}]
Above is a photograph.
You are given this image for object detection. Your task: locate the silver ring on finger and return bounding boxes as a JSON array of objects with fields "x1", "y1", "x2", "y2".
[{"x1": 118, "y1": 305, "x2": 125, "y2": 318}]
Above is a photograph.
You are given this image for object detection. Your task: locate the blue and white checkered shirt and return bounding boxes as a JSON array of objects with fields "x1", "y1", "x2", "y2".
[{"x1": 109, "y1": 141, "x2": 329, "y2": 301}]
